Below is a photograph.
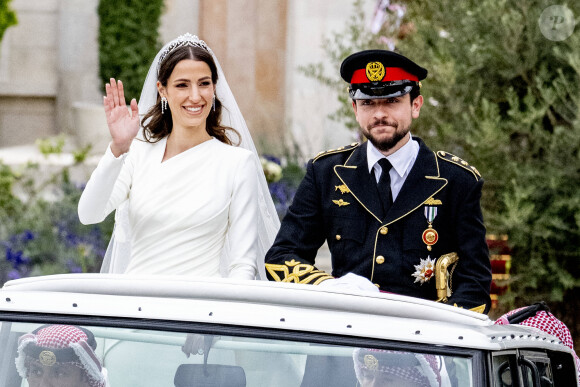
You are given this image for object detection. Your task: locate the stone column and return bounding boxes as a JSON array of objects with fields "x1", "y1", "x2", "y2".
[
  {"x1": 199, "y1": 0, "x2": 288, "y2": 154},
  {"x1": 284, "y1": 0, "x2": 372, "y2": 157},
  {"x1": 0, "y1": 0, "x2": 59, "y2": 146},
  {"x1": 57, "y1": 0, "x2": 103, "y2": 147},
  {"x1": 159, "y1": 0, "x2": 199, "y2": 43}
]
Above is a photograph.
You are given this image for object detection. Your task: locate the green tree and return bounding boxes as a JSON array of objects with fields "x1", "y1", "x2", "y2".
[
  {"x1": 303, "y1": 0, "x2": 580, "y2": 336},
  {"x1": 398, "y1": 1, "x2": 580, "y2": 313},
  {"x1": 0, "y1": 0, "x2": 17, "y2": 42},
  {"x1": 98, "y1": 0, "x2": 164, "y2": 101}
]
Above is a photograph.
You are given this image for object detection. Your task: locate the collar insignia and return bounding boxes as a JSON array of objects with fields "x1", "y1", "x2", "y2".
[
  {"x1": 335, "y1": 184, "x2": 351, "y2": 194},
  {"x1": 424, "y1": 197, "x2": 442, "y2": 205}
]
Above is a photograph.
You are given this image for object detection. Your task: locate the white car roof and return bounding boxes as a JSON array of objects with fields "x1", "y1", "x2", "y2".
[{"x1": 0, "y1": 274, "x2": 572, "y2": 355}]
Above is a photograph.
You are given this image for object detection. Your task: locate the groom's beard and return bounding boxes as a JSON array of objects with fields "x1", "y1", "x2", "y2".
[{"x1": 362, "y1": 119, "x2": 410, "y2": 153}]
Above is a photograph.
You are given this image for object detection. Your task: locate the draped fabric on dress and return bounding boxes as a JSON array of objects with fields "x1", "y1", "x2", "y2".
[
  {"x1": 88, "y1": 34, "x2": 280, "y2": 279},
  {"x1": 79, "y1": 138, "x2": 260, "y2": 279}
]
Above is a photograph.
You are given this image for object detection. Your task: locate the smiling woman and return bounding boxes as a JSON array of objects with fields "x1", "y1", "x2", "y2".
[
  {"x1": 157, "y1": 59, "x2": 215, "y2": 150},
  {"x1": 77, "y1": 33, "x2": 279, "y2": 280}
]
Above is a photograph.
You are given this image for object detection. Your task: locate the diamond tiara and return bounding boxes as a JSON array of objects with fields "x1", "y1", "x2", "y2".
[{"x1": 157, "y1": 33, "x2": 212, "y2": 73}]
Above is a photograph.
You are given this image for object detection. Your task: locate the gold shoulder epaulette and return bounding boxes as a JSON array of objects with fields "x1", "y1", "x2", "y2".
[
  {"x1": 436, "y1": 151, "x2": 481, "y2": 181},
  {"x1": 313, "y1": 142, "x2": 359, "y2": 163}
]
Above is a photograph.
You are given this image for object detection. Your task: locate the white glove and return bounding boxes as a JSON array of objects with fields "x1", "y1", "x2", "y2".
[
  {"x1": 181, "y1": 333, "x2": 205, "y2": 357},
  {"x1": 318, "y1": 273, "x2": 380, "y2": 293}
]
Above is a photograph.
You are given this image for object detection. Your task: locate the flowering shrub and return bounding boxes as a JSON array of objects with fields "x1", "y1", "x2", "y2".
[
  {"x1": 260, "y1": 156, "x2": 283, "y2": 183},
  {"x1": 0, "y1": 141, "x2": 114, "y2": 285},
  {"x1": 2, "y1": 231, "x2": 33, "y2": 281},
  {"x1": 262, "y1": 155, "x2": 305, "y2": 220}
]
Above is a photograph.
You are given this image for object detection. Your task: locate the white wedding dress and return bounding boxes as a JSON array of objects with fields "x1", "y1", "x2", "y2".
[
  {"x1": 78, "y1": 33, "x2": 279, "y2": 280},
  {"x1": 78, "y1": 137, "x2": 260, "y2": 279}
]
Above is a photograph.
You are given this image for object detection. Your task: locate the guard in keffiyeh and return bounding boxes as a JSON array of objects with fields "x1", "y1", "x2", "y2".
[
  {"x1": 15, "y1": 324, "x2": 109, "y2": 387},
  {"x1": 353, "y1": 348, "x2": 444, "y2": 386},
  {"x1": 495, "y1": 302, "x2": 580, "y2": 384}
]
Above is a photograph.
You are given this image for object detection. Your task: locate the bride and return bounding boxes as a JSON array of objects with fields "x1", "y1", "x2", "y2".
[{"x1": 78, "y1": 33, "x2": 279, "y2": 280}]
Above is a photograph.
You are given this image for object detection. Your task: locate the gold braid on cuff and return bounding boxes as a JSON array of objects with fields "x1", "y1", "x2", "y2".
[{"x1": 266, "y1": 260, "x2": 334, "y2": 284}]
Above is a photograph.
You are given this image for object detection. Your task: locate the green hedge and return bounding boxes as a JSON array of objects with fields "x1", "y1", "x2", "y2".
[
  {"x1": 98, "y1": 0, "x2": 164, "y2": 101},
  {"x1": 0, "y1": 0, "x2": 17, "y2": 42}
]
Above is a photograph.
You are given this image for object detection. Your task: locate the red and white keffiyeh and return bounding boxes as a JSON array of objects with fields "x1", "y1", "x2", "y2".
[
  {"x1": 353, "y1": 348, "x2": 442, "y2": 386},
  {"x1": 15, "y1": 325, "x2": 107, "y2": 387},
  {"x1": 495, "y1": 305, "x2": 580, "y2": 383}
]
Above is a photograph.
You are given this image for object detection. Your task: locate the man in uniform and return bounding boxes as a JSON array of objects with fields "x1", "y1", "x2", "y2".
[
  {"x1": 265, "y1": 49, "x2": 491, "y2": 313},
  {"x1": 15, "y1": 324, "x2": 108, "y2": 387}
]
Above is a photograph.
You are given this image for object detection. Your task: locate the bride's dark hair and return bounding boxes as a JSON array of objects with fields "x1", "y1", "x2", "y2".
[{"x1": 141, "y1": 45, "x2": 240, "y2": 145}]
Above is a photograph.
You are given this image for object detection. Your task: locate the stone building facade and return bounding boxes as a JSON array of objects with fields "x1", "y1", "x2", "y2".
[{"x1": 0, "y1": 0, "x2": 370, "y2": 156}]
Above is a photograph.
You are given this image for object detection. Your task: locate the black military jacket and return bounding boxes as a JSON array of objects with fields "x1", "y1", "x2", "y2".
[{"x1": 265, "y1": 137, "x2": 491, "y2": 312}]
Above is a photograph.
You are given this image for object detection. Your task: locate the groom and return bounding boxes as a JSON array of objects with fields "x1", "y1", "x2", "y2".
[{"x1": 265, "y1": 49, "x2": 491, "y2": 313}]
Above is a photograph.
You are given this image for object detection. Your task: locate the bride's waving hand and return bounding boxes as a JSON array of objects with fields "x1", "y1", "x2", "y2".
[{"x1": 104, "y1": 78, "x2": 140, "y2": 157}]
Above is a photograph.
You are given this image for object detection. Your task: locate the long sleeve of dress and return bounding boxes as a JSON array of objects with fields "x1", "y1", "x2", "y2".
[
  {"x1": 78, "y1": 145, "x2": 133, "y2": 225},
  {"x1": 225, "y1": 152, "x2": 260, "y2": 280}
]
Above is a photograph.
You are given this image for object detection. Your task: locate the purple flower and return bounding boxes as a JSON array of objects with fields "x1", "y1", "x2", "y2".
[
  {"x1": 269, "y1": 181, "x2": 298, "y2": 219},
  {"x1": 7, "y1": 269, "x2": 21, "y2": 280},
  {"x1": 5, "y1": 247, "x2": 30, "y2": 267},
  {"x1": 22, "y1": 230, "x2": 35, "y2": 241},
  {"x1": 66, "y1": 260, "x2": 83, "y2": 273}
]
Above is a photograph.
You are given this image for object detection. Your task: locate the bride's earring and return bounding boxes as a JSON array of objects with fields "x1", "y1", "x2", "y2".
[
  {"x1": 161, "y1": 96, "x2": 168, "y2": 114},
  {"x1": 212, "y1": 95, "x2": 216, "y2": 111}
]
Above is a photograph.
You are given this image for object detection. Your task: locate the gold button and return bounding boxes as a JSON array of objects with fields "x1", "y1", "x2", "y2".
[
  {"x1": 376, "y1": 255, "x2": 385, "y2": 264},
  {"x1": 335, "y1": 235, "x2": 341, "y2": 241},
  {"x1": 379, "y1": 226, "x2": 388, "y2": 235}
]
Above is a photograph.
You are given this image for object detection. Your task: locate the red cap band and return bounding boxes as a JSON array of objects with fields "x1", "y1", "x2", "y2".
[{"x1": 351, "y1": 67, "x2": 419, "y2": 83}]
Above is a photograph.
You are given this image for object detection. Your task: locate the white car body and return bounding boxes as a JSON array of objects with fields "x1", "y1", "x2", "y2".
[{"x1": 0, "y1": 274, "x2": 577, "y2": 386}]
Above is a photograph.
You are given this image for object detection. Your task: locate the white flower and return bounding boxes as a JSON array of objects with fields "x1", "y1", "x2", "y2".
[{"x1": 260, "y1": 158, "x2": 282, "y2": 183}]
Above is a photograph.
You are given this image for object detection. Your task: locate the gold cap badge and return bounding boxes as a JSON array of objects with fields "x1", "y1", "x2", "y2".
[
  {"x1": 364, "y1": 354, "x2": 379, "y2": 370},
  {"x1": 366, "y1": 62, "x2": 385, "y2": 82},
  {"x1": 39, "y1": 350, "x2": 57, "y2": 366}
]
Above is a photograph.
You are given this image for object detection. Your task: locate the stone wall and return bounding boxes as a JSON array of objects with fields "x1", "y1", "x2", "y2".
[
  {"x1": 199, "y1": 0, "x2": 288, "y2": 153},
  {"x1": 285, "y1": 0, "x2": 370, "y2": 157},
  {"x1": 0, "y1": 0, "x2": 371, "y2": 156},
  {"x1": 0, "y1": 0, "x2": 59, "y2": 146}
]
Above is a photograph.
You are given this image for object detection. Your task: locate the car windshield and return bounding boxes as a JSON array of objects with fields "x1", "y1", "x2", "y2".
[{"x1": 1, "y1": 320, "x2": 475, "y2": 386}]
